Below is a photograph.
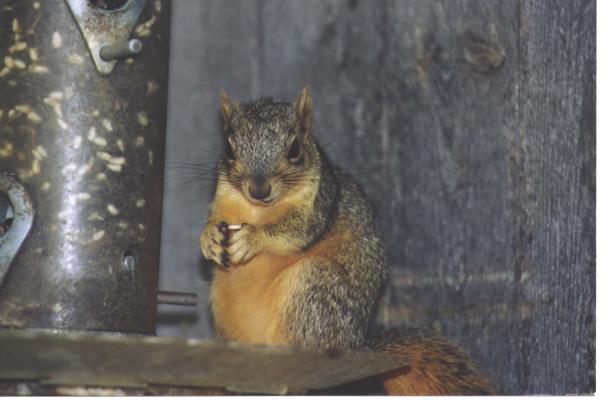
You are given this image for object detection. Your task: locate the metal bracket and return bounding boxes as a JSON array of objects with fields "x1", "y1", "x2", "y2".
[
  {"x1": 65, "y1": 0, "x2": 146, "y2": 75},
  {"x1": 0, "y1": 174, "x2": 34, "y2": 288}
]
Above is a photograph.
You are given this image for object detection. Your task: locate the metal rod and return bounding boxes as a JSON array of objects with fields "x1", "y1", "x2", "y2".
[
  {"x1": 157, "y1": 291, "x2": 198, "y2": 306},
  {"x1": 100, "y1": 38, "x2": 143, "y2": 61}
]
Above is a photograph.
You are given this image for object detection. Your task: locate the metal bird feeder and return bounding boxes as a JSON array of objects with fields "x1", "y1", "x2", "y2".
[{"x1": 0, "y1": 0, "x2": 178, "y2": 334}]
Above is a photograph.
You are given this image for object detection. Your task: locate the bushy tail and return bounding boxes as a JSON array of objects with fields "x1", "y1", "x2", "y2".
[{"x1": 365, "y1": 327, "x2": 494, "y2": 395}]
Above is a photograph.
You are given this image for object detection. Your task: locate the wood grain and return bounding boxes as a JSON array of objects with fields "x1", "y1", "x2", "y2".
[{"x1": 0, "y1": 330, "x2": 405, "y2": 394}]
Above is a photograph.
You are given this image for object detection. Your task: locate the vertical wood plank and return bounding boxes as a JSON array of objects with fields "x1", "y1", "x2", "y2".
[
  {"x1": 512, "y1": 0, "x2": 595, "y2": 393},
  {"x1": 373, "y1": 1, "x2": 524, "y2": 393}
]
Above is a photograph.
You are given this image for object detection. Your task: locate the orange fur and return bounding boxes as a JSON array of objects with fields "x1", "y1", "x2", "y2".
[
  {"x1": 382, "y1": 347, "x2": 449, "y2": 395},
  {"x1": 373, "y1": 338, "x2": 494, "y2": 395},
  {"x1": 211, "y1": 253, "x2": 295, "y2": 344},
  {"x1": 210, "y1": 186, "x2": 350, "y2": 345},
  {"x1": 384, "y1": 371, "x2": 437, "y2": 395},
  {"x1": 211, "y1": 229, "x2": 350, "y2": 344}
]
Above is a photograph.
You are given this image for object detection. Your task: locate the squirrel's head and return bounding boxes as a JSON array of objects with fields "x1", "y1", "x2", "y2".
[{"x1": 218, "y1": 87, "x2": 320, "y2": 206}]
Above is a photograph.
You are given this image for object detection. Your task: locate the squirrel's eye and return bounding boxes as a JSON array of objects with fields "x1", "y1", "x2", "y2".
[
  {"x1": 287, "y1": 138, "x2": 301, "y2": 162},
  {"x1": 226, "y1": 140, "x2": 236, "y2": 161}
]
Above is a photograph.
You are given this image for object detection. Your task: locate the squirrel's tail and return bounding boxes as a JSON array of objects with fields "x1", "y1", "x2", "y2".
[{"x1": 365, "y1": 327, "x2": 494, "y2": 396}]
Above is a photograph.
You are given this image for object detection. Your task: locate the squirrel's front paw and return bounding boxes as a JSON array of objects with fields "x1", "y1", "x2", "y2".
[
  {"x1": 200, "y1": 221, "x2": 229, "y2": 266},
  {"x1": 225, "y1": 224, "x2": 260, "y2": 265}
]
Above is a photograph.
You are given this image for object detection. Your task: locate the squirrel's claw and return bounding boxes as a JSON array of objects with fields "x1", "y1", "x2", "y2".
[
  {"x1": 221, "y1": 251, "x2": 230, "y2": 267},
  {"x1": 225, "y1": 224, "x2": 258, "y2": 265},
  {"x1": 200, "y1": 221, "x2": 228, "y2": 266}
]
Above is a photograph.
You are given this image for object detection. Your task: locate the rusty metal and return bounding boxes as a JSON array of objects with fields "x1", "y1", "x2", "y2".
[
  {"x1": 0, "y1": 330, "x2": 408, "y2": 394},
  {"x1": 65, "y1": 0, "x2": 146, "y2": 75},
  {"x1": 157, "y1": 290, "x2": 198, "y2": 306},
  {"x1": 0, "y1": 174, "x2": 34, "y2": 288},
  {"x1": 0, "y1": 0, "x2": 171, "y2": 334}
]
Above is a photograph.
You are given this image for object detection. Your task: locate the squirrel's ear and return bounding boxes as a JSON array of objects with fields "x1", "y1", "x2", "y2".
[
  {"x1": 294, "y1": 87, "x2": 313, "y2": 137},
  {"x1": 220, "y1": 89, "x2": 237, "y2": 122}
]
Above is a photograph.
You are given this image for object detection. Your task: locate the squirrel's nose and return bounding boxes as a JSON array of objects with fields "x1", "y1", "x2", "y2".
[{"x1": 248, "y1": 179, "x2": 272, "y2": 201}]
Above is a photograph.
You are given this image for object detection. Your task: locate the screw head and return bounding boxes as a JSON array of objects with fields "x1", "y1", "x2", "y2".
[{"x1": 122, "y1": 250, "x2": 137, "y2": 270}]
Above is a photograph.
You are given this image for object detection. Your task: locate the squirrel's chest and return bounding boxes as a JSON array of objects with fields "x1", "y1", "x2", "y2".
[{"x1": 210, "y1": 253, "x2": 299, "y2": 344}]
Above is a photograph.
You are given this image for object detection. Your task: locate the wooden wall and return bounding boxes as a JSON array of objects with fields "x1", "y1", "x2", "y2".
[{"x1": 158, "y1": 0, "x2": 595, "y2": 394}]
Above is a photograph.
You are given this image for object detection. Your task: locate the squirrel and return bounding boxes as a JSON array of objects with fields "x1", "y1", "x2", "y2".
[{"x1": 199, "y1": 87, "x2": 493, "y2": 395}]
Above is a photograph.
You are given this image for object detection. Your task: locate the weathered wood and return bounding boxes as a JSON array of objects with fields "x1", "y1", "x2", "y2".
[
  {"x1": 159, "y1": 0, "x2": 595, "y2": 394},
  {"x1": 0, "y1": 330, "x2": 405, "y2": 394}
]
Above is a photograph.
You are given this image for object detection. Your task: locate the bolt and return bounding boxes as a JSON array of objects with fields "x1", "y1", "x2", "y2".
[{"x1": 100, "y1": 39, "x2": 143, "y2": 61}]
